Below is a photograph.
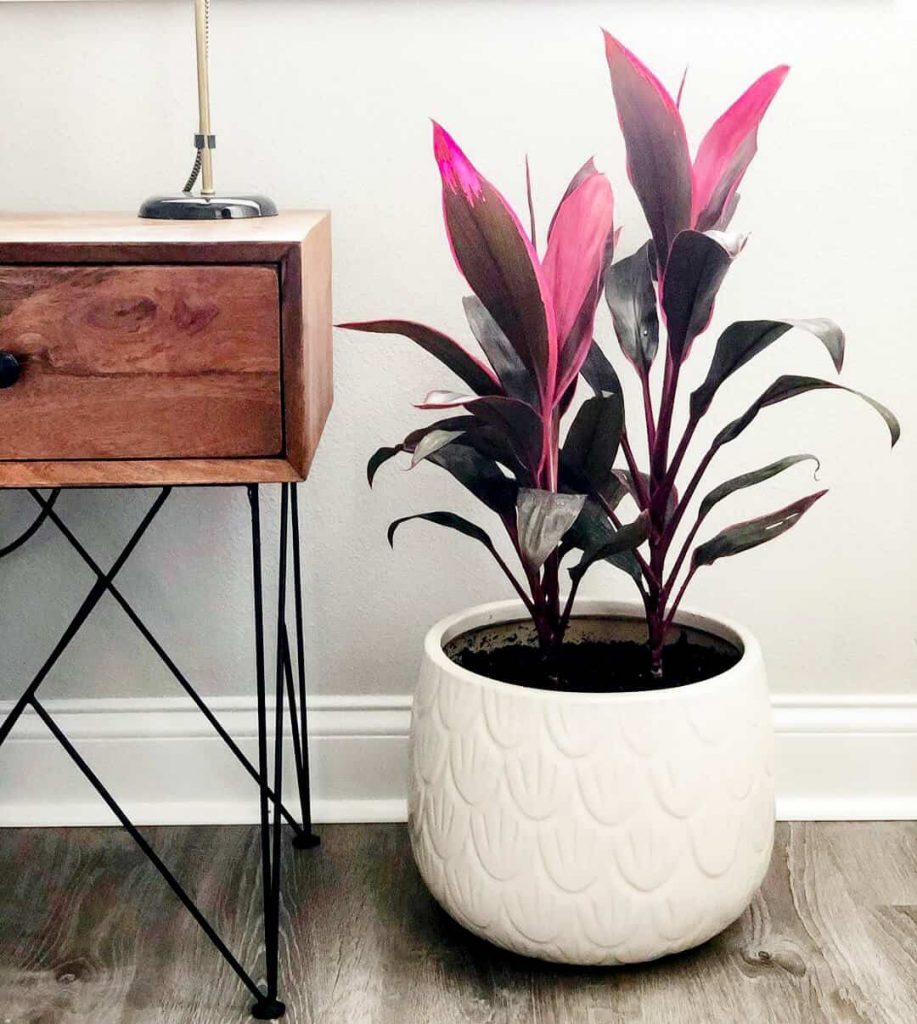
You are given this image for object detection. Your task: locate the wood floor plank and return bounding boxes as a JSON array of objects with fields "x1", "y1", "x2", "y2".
[{"x1": 1, "y1": 822, "x2": 915, "y2": 1023}]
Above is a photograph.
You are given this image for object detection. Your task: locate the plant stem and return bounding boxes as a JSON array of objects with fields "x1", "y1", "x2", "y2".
[
  {"x1": 664, "y1": 565, "x2": 697, "y2": 631},
  {"x1": 661, "y1": 446, "x2": 716, "y2": 549},
  {"x1": 596, "y1": 492, "x2": 659, "y2": 589},
  {"x1": 641, "y1": 372, "x2": 656, "y2": 452},
  {"x1": 620, "y1": 432, "x2": 651, "y2": 509},
  {"x1": 491, "y1": 545, "x2": 536, "y2": 616},
  {"x1": 660, "y1": 514, "x2": 703, "y2": 606}
]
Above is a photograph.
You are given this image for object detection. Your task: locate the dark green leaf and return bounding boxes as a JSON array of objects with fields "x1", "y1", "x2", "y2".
[
  {"x1": 339, "y1": 319, "x2": 502, "y2": 396},
  {"x1": 463, "y1": 295, "x2": 536, "y2": 403},
  {"x1": 604, "y1": 241, "x2": 659, "y2": 375},
  {"x1": 455, "y1": 427, "x2": 528, "y2": 479},
  {"x1": 516, "y1": 489, "x2": 587, "y2": 573},
  {"x1": 427, "y1": 445, "x2": 518, "y2": 519},
  {"x1": 387, "y1": 511, "x2": 498, "y2": 556},
  {"x1": 402, "y1": 416, "x2": 477, "y2": 450},
  {"x1": 697, "y1": 454, "x2": 820, "y2": 522},
  {"x1": 691, "y1": 319, "x2": 845, "y2": 418},
  {"x1": 692, "y1": 490, "x2": 827, "y2": 569},
  {"x1": 662, "y1": 230, "x2": 743, "y2": 363},
  {"x1": 561, "y1": 393, "x2": 624, "y2": 493},
  {"x1": 418, "y1": 392, "x2": 544, "y2": 473},
  {"x1": 713, "y1": 375, "x2": 900, "y2": 450},
  {"x1": 367, "y1": 446, "x2": 402, "y2": 487},
  {"x1": 562, "y1": 498, "x2": 643, "y2": 584},
  {"x1": 579, "y1": 340, "x2": 623, "y2": 397},
  {"x1": 569, "y1": 512, "x2": 650, "y2": 583}
]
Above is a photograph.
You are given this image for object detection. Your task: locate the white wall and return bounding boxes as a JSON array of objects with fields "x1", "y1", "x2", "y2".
[{"x1": 0, "y1": 0, "x2": 914, "y2": 704}]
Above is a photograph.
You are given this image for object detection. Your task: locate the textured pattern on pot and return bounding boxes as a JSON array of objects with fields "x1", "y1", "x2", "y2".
[{"x1": 408, "y1": 599, "x2": 775, "y2": 965}]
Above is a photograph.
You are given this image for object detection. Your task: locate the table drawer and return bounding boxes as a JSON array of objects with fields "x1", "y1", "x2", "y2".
[{"x1": 0, "y1": 264, "x2": 282, "y2": 460}]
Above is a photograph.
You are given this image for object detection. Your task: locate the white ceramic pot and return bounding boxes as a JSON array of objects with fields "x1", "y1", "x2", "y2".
[{"x1": 408, "y1": 599, "x2": 774, "y2": 965}]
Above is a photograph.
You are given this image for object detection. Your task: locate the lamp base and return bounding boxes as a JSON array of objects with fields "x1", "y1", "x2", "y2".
[{"x1": 138, "y1": 193, "x2": 278, "y2": 220}]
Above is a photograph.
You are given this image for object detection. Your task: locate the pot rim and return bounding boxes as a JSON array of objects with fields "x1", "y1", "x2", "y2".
[{"x1": 423, "y1": 598, "x2": 764, "y2": 703}]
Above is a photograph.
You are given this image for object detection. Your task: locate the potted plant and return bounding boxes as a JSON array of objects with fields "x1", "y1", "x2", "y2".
[{"x1": 340, "y1": 32, "x2": 899, "y2": 965}]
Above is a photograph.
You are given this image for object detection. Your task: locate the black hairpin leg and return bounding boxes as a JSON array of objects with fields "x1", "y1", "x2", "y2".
[
  {"x1": 0, "y1": 482, "x2": 321, "y2": 1019},
  {"x1": 286, "y1": 485, "x2": 320, "y2": 849}
]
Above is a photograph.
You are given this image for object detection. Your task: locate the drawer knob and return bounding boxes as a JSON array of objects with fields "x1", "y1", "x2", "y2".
[{"x1": 0, "y1": 352, "x2": 20, "y2": 389}]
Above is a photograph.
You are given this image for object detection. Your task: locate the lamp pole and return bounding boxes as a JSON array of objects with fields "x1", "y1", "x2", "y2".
[
  {"x1": 194, "y1": 0, "x2": 215, "y2": 197},
  {"x1": 138, "y1": 0, "x2": 277, "y2": 220}
]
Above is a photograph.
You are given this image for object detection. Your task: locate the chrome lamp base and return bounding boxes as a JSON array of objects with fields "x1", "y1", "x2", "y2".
[{"x1": 138, "y1": 193, "x2": 278, "y2": 220}]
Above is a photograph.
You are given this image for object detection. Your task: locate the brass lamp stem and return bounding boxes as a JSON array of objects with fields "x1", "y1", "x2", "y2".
[
  {"x1": 138, "y1": 0, "x2": 278, "y2": 218},
  {"x1": 194, "y1": 0, "x2": 215, "y2": 197}
]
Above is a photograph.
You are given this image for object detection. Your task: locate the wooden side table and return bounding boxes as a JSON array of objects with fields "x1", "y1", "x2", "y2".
[{"x1": 0, "y1": 212, "x2": 332, "y2": 1019}]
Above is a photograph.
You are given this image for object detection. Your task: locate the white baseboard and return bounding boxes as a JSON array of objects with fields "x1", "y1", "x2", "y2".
[{"x1": 0, "y1": 693, "x2": 914, "y2": 826}]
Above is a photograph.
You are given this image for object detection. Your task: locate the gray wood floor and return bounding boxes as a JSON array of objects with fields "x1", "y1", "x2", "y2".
[{"x1": 0, "y1": 822, "x2": 915, "y2": 1023}]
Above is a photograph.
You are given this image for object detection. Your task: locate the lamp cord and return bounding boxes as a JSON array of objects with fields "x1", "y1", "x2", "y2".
[
  {"x1": 182, "y1": 149, "x2": 203, "y2": 194},
  {"x1": 180, "y1": 0, "x2": 211, "y2": 195}
]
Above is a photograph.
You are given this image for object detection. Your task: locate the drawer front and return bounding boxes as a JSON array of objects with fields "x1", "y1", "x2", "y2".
[{"x1": 0, "y1": 264, "x2": 282, "y2": 460}]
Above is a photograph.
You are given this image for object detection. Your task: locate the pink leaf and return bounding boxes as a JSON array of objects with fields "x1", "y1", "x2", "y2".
[
  {"x1": 603, "y1": 31, "x2": 693, "y2": 267},
  {"x1": 546, "y1": 157, "x2": 597, "y2": 241},
  {"x1": 433, "y1": 122, "x2": 558, "y2": 407},
  {"x1": 692, "y1": 65, "x2": 789, "y2": 231},
  {"x1": 542, "y1": 169, "x2": 614, "y2": 396}
]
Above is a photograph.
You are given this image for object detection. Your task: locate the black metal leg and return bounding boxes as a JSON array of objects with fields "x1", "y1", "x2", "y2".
[
  {"x1": 0, "y1": 487, "x2": 171, "y2": 749},
  {"x1": 28, "y1": 696, "x2": 267, "y2": 1006},
  {"x1": 27, "y1": 489, "x2": 306, "y2": 838},
  {"x1": 288, "y1": 485, "x2": 320, "y2": 848},
  {"x1": 0, "y1": 482, "x2": 322, "y2": 1019},
  {"x1": 248, "y1": 483, "x2": 286, "y2": 1021}
]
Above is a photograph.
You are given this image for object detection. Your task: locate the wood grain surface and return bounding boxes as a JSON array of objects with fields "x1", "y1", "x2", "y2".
[
  {"x1": 0, "y1": 822, "x2": 914, "y2": 1023},
  {"x1": 0, "y1": 212, "x2": 333, "y2": 487},
  {"x1": 0, "y1": 265, "x2": 282, "y2": 461}
]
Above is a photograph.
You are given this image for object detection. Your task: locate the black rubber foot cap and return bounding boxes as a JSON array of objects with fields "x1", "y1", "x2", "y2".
[
  {"x1": 251, "y1": 998, "x2": 286, "y2": 1020},
  {"x1": 292, "y1": 832, "x2": 321, "y2": 851}
]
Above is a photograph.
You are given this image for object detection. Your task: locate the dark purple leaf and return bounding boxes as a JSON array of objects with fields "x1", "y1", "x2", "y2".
[
  {"x1": 568, "y1": 511, "x2": 650, "y2": 583},
  {"x1": 338, "y1": 319, "x2": 501, "y2": 396},
  {"x1": 691, "y1": 319, "x2": 845, "y2": 418},
  {"x1": 434, "y1": 123, "x2": 555, "y2": 403},
  {"x1": 661, "y1": 230, "x2": 744, "y2": 363},
  {"x1": 416, "y1": 392, "x2": 543, "y2": 473},
  {"x1": 603, "y1": 32, "x2": 692, "y2": 265},
  {"x1": 604, "y1": 241, "x2": 659, "y2": 376},
  {"x1": 463, "y1": 295, "x2": 537, "y2": 404},
  {"x1": 427, "y1": 444, "x2": 518, "y2": 519},
  {"x1": 387, "y1": 511, "x2": 499, "y2": 557},
  {"x1": 713, "y1": 375, "x2": 900, "y2": 450},
  {"x1": 368, "y1": 446, "x2": 402, "y2": 487},
  {"x1": 562, "y1": 498, "x2": 642, "y2": 584},
  {"x1": 561, "y1": 392, "x2": 624, "y2": 493},
  {"x1": 697, "y1": 454, "x2": 820, "y2": 522},
  {"x1": 579, "y1": 340, "x2": 622, "y2": 397},
  {"x1": 692, "y1": 490, "x2": 827, "y2": 569}
]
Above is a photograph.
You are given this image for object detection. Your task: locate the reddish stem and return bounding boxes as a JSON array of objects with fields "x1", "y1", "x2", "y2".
[
  {"x1": 640, "y1": 372, "x2": 657, "y2": 453},
  {"x1": 620, "y1": 432, "x2": 651, "y2": 510}
]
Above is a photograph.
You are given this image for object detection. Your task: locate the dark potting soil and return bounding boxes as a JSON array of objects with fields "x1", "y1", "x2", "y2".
[{"x1": 448, "y1": 631, "x2": 740, "y2": 693}]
